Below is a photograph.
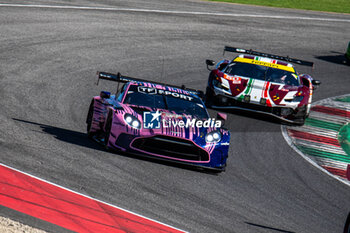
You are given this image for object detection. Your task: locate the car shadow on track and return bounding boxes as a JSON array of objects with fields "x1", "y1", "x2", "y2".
[
  {"x1": 12, "y1": 118, "x2": 220, "y2": 175},
  {"x1": 208, "y1": 108, "x2": 292, "y2": 130},
  {"x1": 245, "y1": 222, "x2": 295, "y2": 233},
  {"x1": 315, "y1": 51, "x2": 349, "y2": 66},
  {"x1": 13, "y1": 118, "x2": 102, "y2": 151}
]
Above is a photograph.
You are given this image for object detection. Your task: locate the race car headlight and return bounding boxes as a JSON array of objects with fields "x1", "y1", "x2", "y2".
[
  {"x1": 292, "y1": 96, "x2": 304, "y2": 102},
  {"x1": 205, "y1": 131, "x2": 222, "y2": 143},
  {"x1": 124, "y1": 113, "x2": 141, "y2": 129},
  {"x1": 285, "y1": 95, "x2": 304, "y2": 103},
  {"x1": 213, "y1": 78, "x2": 221, "y2": 87},
  {"x1": 213, "y1": 76, "x2": 229, "y2": 91}
]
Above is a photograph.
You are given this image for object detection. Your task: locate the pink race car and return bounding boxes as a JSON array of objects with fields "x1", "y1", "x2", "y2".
[{"x1": 86, "y1": 72, "x2": 230, "y2": 171}]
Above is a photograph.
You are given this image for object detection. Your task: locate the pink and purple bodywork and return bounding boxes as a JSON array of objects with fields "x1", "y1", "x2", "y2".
[{"x1": 87, "y1": 79, "x2": 230, "y2": 171}]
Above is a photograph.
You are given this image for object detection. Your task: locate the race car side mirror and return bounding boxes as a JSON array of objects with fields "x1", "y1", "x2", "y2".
[
  {"x1": 197, "y1": 90, "x2": 205, "y2": 99},
  {"x1": 100, "y1": 91, "x2": 111, "y2": 99},
  {"x1": 312, "y1": 80, "x2": 321, "y2": 90},
  {"x1": 217, "y1": 112, "x2": 227, "y2": 127},
  {"x1": 206, "y1": 59, "x2": 215, "y2": 66},
  {"x1": 206, "y1": 59, "x2": 216, "y2": 71},
  {"x1": 312, "y1": 80, "x2": 321, "y2": 86}
]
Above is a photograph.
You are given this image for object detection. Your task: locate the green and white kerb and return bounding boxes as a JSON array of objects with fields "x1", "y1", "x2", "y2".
[{"x1": 282, "y1": 94, "x2": 350, "y2": 186}]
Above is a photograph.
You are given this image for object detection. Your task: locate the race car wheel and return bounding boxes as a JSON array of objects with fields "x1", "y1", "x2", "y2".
[
  {"x1": 294, "y1": 106, "x2": 308, "y2": 126},
  {"x1": 305, "y1": 103, "x2": 311, "y2": 118},
  {"x1": 294, "y1": 117, "x2": 306, "y2": 126},
  {"x1": 86, "y1": 101, "x2": 95, "y2": 139},
  {"x1": 104, "y1": 110, "x2": 113, "y2": 149},
  {"x1": 346, "y1": 56, "x2": 350, "y2": 65}
]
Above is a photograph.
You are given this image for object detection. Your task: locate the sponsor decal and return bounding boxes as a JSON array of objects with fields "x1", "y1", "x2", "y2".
[
  {"x1": 162, "y1": 118, "x2": 221, "y2": 128},
  {"x1": 143, "y1": 111, "x2": 222, "y2": 129},
  {"x1": 138, "y1": 86, "x2": 157, "y2": 95},
  {"x1": 143, "y1": 110, "x2": 161, "y2": 129},
  {"x1": 273, "y1": 93, "x2": 280, "y2": 101},
  {"x1": 223, "y1": 74, "x2": 241, "y2": 84},
  {"x1": 251, "y1": 60, "x2": 279, "y2": 68},
  {"x1": 138, "y1": 86, "x2": 193, "y2": 101},
  {"x1": 234, "y1": 57, "x2": 295, "y2": 72},
  {"x1": 280, "y1": 88, "x2": 290, "y2": 92},
  {"x1": 232, "y1": 77, "x2": 241, "y2": 84},
  {"x1": 161, "y1": 112, "x2": 182, "y2": 119}
]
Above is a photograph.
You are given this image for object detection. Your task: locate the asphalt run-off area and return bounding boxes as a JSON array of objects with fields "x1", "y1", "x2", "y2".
[{"x1": 0, "y1": 1, "x2": 350, "y2": 232}]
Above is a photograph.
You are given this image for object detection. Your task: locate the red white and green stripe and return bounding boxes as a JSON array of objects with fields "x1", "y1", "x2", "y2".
[
  {"x1": 282, "y1": 95, "x2": 350, "y2": 185},
  {"x1": 238, "y1": 78, "x2": 254, "y2": 101}
]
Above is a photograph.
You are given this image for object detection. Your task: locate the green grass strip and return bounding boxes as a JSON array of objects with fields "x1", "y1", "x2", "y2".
[
  {"x1": 297, "y1": 145, "x2": 350, "y2": 163},
  {"x1": 305, "y1": 118, "x2": 343, "y2": 131},
  {"x1": 207, "y1": 0, "x2": 350, "y2": 14}
]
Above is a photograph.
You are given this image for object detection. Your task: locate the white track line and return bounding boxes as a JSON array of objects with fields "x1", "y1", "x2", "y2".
[
  {"x1": 1, "y1": 3, "x2": 350, "y2": 23},
  {"x1": 0, "y1": 162, "x2": 187, "y2": 233}
]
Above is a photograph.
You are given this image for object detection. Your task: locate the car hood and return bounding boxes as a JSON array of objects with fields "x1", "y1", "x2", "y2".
[
  {"x1": 216, "y1": 71, "x2": 308, "y2": 107},
  {"x1": 120, "y1": 103, "x2": 222, "y2": 138}
]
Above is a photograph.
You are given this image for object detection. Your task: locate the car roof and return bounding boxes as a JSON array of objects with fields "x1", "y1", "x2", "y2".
[
  {"x1": 233, "y1": 54, "x2": 296, "y2": 73},
  {"x1": 127, "y1": 81, "x2": 199, "y2": 99}
]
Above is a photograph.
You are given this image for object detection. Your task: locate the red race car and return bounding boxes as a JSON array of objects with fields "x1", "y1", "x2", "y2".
[{"x1": 205, "y1": 46, "x2": 321, "y2": 125}]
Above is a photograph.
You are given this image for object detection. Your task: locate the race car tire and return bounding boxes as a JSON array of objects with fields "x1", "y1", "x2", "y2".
[
  {"x1": 86, "y1": 100, "x2": 95, "y2": 139},
  {"x1": 104, "y1": 110, "x2": 113, "y2": 150},
  {"x1": 346, "y1": 55, "x2": 350, "y2": 65},
  {"x1": 294, "y1": 109, "x2": 307, "y2": 126},
  {"x1": 305, "y1": 104, "x2": 311, "y2": 118},
  {"x1": 294, "y1": 117, "x2": 306, "y2": 126}
]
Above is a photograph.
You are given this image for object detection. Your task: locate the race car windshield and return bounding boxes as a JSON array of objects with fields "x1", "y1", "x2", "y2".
[
  {"x1": 264, "y1": 68, "x2": 300, "y2": 86},
  {"x1": 164, "y1": 96, "x2": 208, "y2": 119},
  {"x1": 225, "y1": 62, "x2": 300, "y2": 86},
  {"x1": 123, "y1": 85, "x2": 209, "y2": 119}
]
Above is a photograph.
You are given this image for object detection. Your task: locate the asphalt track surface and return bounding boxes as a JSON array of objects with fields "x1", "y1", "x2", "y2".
[{"x1": 0, "y1": 1, "x2": 350, "y2": 232}]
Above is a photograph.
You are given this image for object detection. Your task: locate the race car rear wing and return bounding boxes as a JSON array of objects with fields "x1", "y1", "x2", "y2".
[
  {"x1": 224, "y1": 46, "x2": 314, "y2": 67},
  {"x1": 96, "y1": 71, "x2": 204, "y2": 97}
]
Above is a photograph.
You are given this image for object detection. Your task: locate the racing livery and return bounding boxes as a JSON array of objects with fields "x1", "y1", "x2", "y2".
[
  {"x1": 86, "y1": 72, "x2": 230, "y2": 171},
  {"x1": 205, "y1": 46, "x2": 321, "y2": 124}
]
